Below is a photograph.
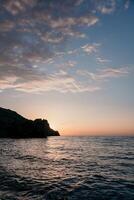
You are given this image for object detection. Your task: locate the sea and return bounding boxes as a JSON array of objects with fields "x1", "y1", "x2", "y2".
[{"x1": 0, "y1": 136, "x2": 133, "y2": 200}]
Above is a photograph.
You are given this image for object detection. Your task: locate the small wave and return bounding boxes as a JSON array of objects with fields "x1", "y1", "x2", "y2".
[{"x1": 0, "y1": 137, "x2": 133, "y2": 200}]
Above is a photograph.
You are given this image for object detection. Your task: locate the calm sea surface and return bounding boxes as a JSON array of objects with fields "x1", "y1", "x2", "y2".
[{"x1": 0, "y1": 136, "x2": 133, "y2": 200}]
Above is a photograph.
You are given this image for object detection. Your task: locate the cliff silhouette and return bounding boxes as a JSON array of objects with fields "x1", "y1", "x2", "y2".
[{"x1": 0, "y1": 107, "x2": 60, "y2": 138}]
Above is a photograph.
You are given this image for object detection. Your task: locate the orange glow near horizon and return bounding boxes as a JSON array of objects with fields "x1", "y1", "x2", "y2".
[
  {"x1": 0, "y1": 0, "x2": 134, "y2": 138},
  {"x1": 2, "y1": 95, "x2": 134, "y2": 137},
  {"x1": 57, "y1": 123, "x2": 134, "y2": 136},
  {"x1": 60, "y1": 128, "x2": 134, "y2": 136}
]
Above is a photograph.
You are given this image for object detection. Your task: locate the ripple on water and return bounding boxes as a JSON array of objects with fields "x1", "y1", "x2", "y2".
[{"x1": 0, "y1": 137, "x2": 134, "y2": 200}]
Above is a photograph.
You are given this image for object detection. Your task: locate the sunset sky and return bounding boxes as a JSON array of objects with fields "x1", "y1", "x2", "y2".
[{"x1": 0, "y1": 0, "x2": 134, "y2": 135}]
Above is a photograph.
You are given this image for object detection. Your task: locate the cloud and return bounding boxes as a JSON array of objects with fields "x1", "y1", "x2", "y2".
[
  {"x1": 2, "y1": 0, "x2": 128, "y2": 17},
  {"x1": 15, "y1": 78, "x2": 100, "y2": 93},
  {"x1": 96, "y1": 0, "x2": 116, "y2": 14},
  {"x1": 41, "y1": 32, "x2": 64, "y2": 44},
  {"x1": 78, "y1": 67, "x2": 129, "y2": 81},
  {"x1": 67, "y1": 49, "x2": 79, "y2": 55},
  {"x1": 0, "y1": 58, "x2": 97, "y2": 93},
  {"x1": 124, "y1": 0, "x2": 130, "y2": 10},
  {"x1": 96, "y1": 68, "x2": 129, "y2": 79},
  {"x1": 97, "y1": 57, "x2": 111, "y2": 64},
  {"x1": 0, "y1": 65, "x2": 100, "y2": 93},
  {"x1": 82, "y1": 43, "x2": 100, "y2": 54},
  {"x1": 0, "y1": 76, "x2": 18, "y2": 90},
  {"x1": 57, "y1": 61, "x2": 77, "y2": 69},
  {"x1": 0, "y1": 0, "x2": 99, "y2": 72},
  {"x1": 3, "y1": 0, "x2": 37, "y2": 15},
  {"x1": 0, "y1": 0, "x2": 131, "y2": 94},
  {"x1": 0, "y1": 63, "x2": 128, "y2": 93},
  {"x1": 88, "y1": 0, "x2": 129, "y2": 14},
  {"x1": 56, "y1": 43, "x2": 100, "y2": 57},
  {"x1": 49, "y1": 15, "x2": 98, "y2": 28},
  {"x1": 60, "y1": 27, "x2": 86, "y2": 38}
]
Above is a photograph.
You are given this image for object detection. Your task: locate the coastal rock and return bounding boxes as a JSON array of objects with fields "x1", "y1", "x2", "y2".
[{"x1": 0, "y1": 107, "x2": 60, "y2": 138}]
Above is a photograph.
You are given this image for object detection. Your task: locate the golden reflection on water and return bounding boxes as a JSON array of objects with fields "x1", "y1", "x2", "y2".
[{"x1": 3, "y1": 138, "x2": 72, "y2": 180}]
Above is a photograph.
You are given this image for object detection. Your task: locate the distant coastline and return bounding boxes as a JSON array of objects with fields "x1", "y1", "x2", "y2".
[{"x1": 0, "y1": 107, "x2": 60, "y2": 138}]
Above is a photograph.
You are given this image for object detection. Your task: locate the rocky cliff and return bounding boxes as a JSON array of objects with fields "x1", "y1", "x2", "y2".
[{"x1": 0, "y1": 107, "x2": 60, "y2": 138}]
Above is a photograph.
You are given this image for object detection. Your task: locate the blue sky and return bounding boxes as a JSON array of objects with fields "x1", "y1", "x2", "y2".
[{"x1": 0, "y1": 0, "x2": 134, "y2": 135}]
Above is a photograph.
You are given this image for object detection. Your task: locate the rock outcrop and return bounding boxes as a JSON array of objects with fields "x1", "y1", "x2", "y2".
[{"x1": 0, "y1": 107, "x2": 60, "y2": 138}]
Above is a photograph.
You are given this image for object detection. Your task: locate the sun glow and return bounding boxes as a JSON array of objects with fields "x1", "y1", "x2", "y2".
[{"x1": 0, "y1": 0, "x2": 134, "y2": 136}]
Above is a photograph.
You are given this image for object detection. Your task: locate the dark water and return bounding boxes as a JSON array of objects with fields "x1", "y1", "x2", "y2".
[{"x1": 0, "y1": 136, "x2": 133, "y2": 200}]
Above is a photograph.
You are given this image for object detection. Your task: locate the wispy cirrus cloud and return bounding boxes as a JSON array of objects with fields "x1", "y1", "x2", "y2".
[
  {"x1": 0, "y1": 64, "x2": 100, "y2": 93},
  {"x1": 78, "y1": 67, "x2": 129, "y2": 81},
  {"x1": 56, "y1": 43, "x2": 100, "y2": 58},
  {"x1": 96, "y1": 68, "x2": 129, "y2": 79},
  {"x1": 0, "y1": 61, "x2": 129, "y2": 93}
]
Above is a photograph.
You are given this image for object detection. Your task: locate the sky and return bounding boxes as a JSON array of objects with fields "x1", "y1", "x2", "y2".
[{"x1": 0, "y1": 0, "x2": 134, "y2": 136}]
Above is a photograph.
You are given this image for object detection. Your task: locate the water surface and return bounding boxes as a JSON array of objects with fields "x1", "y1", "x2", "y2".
[{"x1": 0, "y1": 136, "x2": 133, "y2": 199}]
